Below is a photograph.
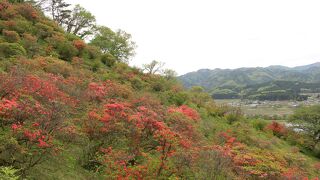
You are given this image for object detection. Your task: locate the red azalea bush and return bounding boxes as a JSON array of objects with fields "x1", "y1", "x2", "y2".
[
  {"x1": 168, "y1": 105, "x2": 200, "y2": 121},
  {"x1": 2, "y1": 29, "x2": 20, "y2": 43},
  {"x1": 73, "y1": 40, "x2": 86, "y2": 50},
  {"x1": 83, "y1": 99, "x2": 201, "y2": 178},
  {"x1": 265, "y1": 121, "x2": 287, "y2": 137}
]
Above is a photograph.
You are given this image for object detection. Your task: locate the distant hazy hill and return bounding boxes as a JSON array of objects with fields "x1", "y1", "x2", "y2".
[{"x1": 179, "y1": 63, "x2": 320, "y2": 100}]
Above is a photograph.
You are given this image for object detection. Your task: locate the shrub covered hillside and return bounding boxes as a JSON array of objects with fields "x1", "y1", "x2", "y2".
[{"x1": 0, "y1": 1, "x2": 319, "y2": 179}]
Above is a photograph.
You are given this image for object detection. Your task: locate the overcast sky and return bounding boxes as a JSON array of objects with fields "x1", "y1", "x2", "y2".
[{"x1": 66, "y1": 0, "x2": 320, "y2": 75}]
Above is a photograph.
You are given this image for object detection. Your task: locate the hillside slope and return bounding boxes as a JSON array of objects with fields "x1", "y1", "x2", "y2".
[{"x1": 0, "y1": 1, "x2": 319, "y2": 179}]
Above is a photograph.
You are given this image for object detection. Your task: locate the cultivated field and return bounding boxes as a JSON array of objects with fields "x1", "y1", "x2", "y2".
[{"x1": 214, "y1": 98, "x2": 319, "y2": 117}]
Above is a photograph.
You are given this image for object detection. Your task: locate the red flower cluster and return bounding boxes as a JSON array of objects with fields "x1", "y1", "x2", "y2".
[
  {"x1": 0, "y1": 98, "x2": 18, "y2": 112},
  {"x1": 265, "y1": 121, "x2": 287, "y2": 137},
  {"x1": 23, "y1": 75, "x2": 70, "y2": 102},
  {"x1": 168, "y1": 105, "x2": 200, "y2": 121},
  {"x1": 11, "y1": 123, "x2": 22, "y2": 131},
  {"x1": 87, "y1": 82, "x2": 110, "y2": 101},
  {"x1": 24, "y1": 129, "x2": 50, "y2": 148},
  {"x1": 73, "y1": 40, "x2": 86, "y2": 50}
]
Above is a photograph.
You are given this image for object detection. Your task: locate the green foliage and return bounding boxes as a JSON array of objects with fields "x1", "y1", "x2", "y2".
[
  {"x1": 90, "y1": 26, "x2": 136, "y2": 62},
  {"x1": 223, "y1": 107, "x2": 243, "y2": 124},
  {"x1": 100, "y1": 53, "x2": 116, "y2": 67},
  {"x1": 290, "y1": 105, "x2": 320, "y2": 154},
  {"x1": 65, "y1": 4, "x2": 96, "y2": 38},
  {"x1": 9, "y1": 19, "x2": 34, "y2": 34},
  {"x1": 251, "y1": 119, "x2": 268, "y2": 131},
  {"x1": 0, "y1": 42, "x2": 26, "y2": 58},
  {"x1": 35, "y1": 22, "x2": 54, "y2": 39},
  {"x1": 56, "y1": 41, "x2": 78, "y2": 61},
  {"x1": 0, "y1": 166, "x2": 20, "y2": 180}
]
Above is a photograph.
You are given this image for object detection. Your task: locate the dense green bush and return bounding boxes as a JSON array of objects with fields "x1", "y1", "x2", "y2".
[
  {"x1": 100, "y1": 53, "x2": 116, "y2": 67},
  {"x1": 56, "y1": 41, "x2": 78, "y2": 61},
  {"x1": 251, "y1": 119, "x2": 268, "y2": 131},
  {"x1": 9, "y1": 19, "x2": 34, "y2": 34},
  {"x1": 35, "y1": 23, "x2": 54, "y2": 39},
  {"x1": 0, "y1": 42, "x2": 26, "y2": 58},
  {"x1": 0, "y1": 166, "x2": 20, "y2": 180},
  {"x1": 83, "y1": 45, "x2": 101, "y2": 60}
]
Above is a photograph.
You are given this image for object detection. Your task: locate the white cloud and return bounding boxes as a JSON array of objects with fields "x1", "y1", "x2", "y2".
[{"x1": 66, "y1": 0, "x2": 320, "y2": 75}]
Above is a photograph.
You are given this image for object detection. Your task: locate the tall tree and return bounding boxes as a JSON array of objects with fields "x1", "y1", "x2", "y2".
[
  {"x1": 162, "y1": 69, "x2": 177, "y2": 79},
  {"x1": 142, "y1": 60, "x2": 165, "y2": 74},
  {"x1": 36, "y1": 0, "x2": 71, "y2": 25},
  {"x1": 90, "y1": 26, "x2": 136, "y2": 62},
  {"x1": 65, "y1": 4, "x2": 96, "y2": 39}
]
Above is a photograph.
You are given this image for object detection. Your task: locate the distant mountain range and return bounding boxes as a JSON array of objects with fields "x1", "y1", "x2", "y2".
[{"x1": 179, "y1": 62, "x2": 320, "y2": 100}]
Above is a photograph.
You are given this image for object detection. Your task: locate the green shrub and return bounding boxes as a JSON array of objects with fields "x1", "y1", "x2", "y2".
[
  {"x1": 224, "y1": 107, "x2": 243, "y2": 124},
  {"x1": 65, "y1": 33, "x2": 79, "y2": 41},
  {"x1": 35, "y1": 22, "x2": 54, "y2": 39},
  {"x1": 252, "y1": 119, "x2": 268, "y2": 131},
  {"x1": 162, "y1": 91, "x2": 188, "y2": 106},
  {"x1": 10, "y1": 19, "x2": 34, "y2": 34},
  {"x1": 0, "y1": 42, "x2": 26, "y2": 58},
  {"x1": 100, "y1": 53, "x2": 116, "y2": 67},
  {"x1": 56, "y1": 42, "x2": 78, "y2": 61},
  {"x1": 84, "y1": 45, "x2": 101, "y2": 60},
  {"x1": 90, "y1": 59, "x2": 103, "y2": 72},
  {"x1": 0, "y1": 166, "x2": 20, "y2": 180},
  {"x1": 130, "y1": 77, "x2": 145, "y2": 90}
]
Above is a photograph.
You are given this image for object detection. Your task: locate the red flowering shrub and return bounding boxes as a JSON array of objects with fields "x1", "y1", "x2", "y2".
[
  {"x1": 282, "y1": 167, "x2": 306, "y2": 179},
  {"x1": 0, "y1": 98, "x2": 18, "y2": 127},
  {"x1": 3, "y1": 20, "x2": 16, "y2": 30},
  {"x1": 0, "y1": 1, "x2": 16, "y2": 20},
  {"x1": 2, "y1": 29, "x2": 20, "y2": 43},
  {"x1": 16, "y1": 4, "x2": 38, "y2": 21},
  {"x1": 0, "y1": 71, "x2": 75, "y2": 173},
  {"x1": 265, "y1": 121, "x2": 287, "y2": 137},
  {"x1": 86, "y1": 82, "x2": 109, "y2": 102},
  {"x1": 212, "y1": 131, "x2": 301, "y2": 179},
  {"x1": 86, "y1": 80, "x2": 133, "y2": 102},
  {"x1": 83, "y1": 99, "x2": 199, "y2": 178},
  {"x1": 0, "y1": 1, "x2": 10, "y2": 11},
  {"x1": 168, "y1": 105, "x2": 200, "y2": 121},
  {"x1": 101, "y1": 147, "x2": 149, "y2": 179},
  {"x1": 73, "y1": 40, "x2": 86, "y2": 50},
  {"x1": 71, "y1": 57, "x2": 83, "y2": 66},
  {"x1": 0, "y1": 98, "x2": 18, "y2": 112}
]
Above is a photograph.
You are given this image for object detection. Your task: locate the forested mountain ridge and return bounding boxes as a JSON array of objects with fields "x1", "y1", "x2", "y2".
[
  {"x1": 179, "y1": 62, "x2": 320, "y2": 90},
  {"x1": 179, "y1": 63, "x2": 320, "y2": 100},
  {"x1": 0, "y1": 1, "x2": 319, "y2": 179}
]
